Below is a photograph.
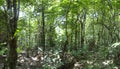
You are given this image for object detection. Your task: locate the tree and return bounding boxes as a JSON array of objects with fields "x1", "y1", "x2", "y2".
[{"x1": 6, "y1": 0, "x2": 20, "y2": 69}]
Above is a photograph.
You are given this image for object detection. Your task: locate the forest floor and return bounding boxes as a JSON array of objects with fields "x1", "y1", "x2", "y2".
[{"x1": 0, "y1": 52, "x2": 43, "y2": 69}]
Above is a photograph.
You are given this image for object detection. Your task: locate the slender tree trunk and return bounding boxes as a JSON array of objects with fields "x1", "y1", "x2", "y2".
[
  {"x1": 80, "y1": 10, "x2": 86, "y2": 48},
  {"x1": 41, "y1": 0, "x2": 45, "y2": 56},
  {"x1": 74, "y1": 15, "x2": 79, "y2": 50},
  {"x1": 61, "y1": 2, "x2": 71, "y2": 64},
  {"x1": 64, "y1": 15, "x2": 68, "y2": 53},
  {"x1": 80, "y1": 22, "x2": 84, "y2": 48}
]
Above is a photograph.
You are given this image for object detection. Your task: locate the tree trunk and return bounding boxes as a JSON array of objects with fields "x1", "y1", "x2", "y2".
[
  {"x1": 80, "y1": 10, "x2": 86, "y2": 48},
  {"x1": 6, "y1": 0, "x2": 20, "y2": 69},
  {"x1": 8, "y1": 38, "x2": 17, "y2": 69},
  {"x1": 41, "y1": 0, "x2": 45, "y2": 52},
  {"x1": 40, "y1": 1, "x2": 45, "y2": 67}
]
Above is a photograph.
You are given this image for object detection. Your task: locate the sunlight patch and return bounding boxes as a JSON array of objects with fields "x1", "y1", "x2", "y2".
[{"x1": 55, "y1": 26, "x2": 64, "y2": 36}]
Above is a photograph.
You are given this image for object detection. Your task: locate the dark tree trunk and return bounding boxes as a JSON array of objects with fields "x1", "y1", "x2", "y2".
[
  {"x1": 8, "y1": 38, "x2": 17, "y2": 69},
  {"x1": 41, "y1": 0, "x2": 46, "y2": 62},
  {"x1": 75, "y1": 23, "x2": 78, "y2": 50},
  {"x1": 41, "y1": 0, "x2": 45, "y2": 52},
  {"x1": 74, "y1": 15, "x2": 79, "y2": 50},
  {"x1": 80, "y1": 9, "x2": 86, "y2": 48},
  {"x1": 6, "y1": 0, "x2": 20, "y2": 69}
]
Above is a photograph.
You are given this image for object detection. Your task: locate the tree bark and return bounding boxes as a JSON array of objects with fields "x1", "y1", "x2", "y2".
[
  {"x1": 6, "y1": 0, "x2": 20, "y2": 69},
  {"x1": 40, "y1": 1, "x2": 45, "y2": 68},
  {"x1": 8, "y1": 38, "x2": 17, "y2": 69},
  {"x1": 41, "y1": 0, "x2": 45, "y2": 53},
  {"x1": 80, "y1": 9, "x2": 86, "y2": 48}
]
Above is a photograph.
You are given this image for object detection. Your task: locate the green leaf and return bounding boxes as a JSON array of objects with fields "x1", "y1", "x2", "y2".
[
  {"x1": 14, "y1": 29, "x2": 20, "y2": 37},
  {"x1": 0, "y1": 0, "x2": 4, "y2": 5}
]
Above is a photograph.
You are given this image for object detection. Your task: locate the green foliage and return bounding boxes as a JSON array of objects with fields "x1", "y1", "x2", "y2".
[
  {"x1": 0, "y1": 43, "x2": 7, "y2": 55},
  {"x1": 110, "y1": 42, "x2": 120, "y2": 54},
  {"x1": 0, "y1": 0, "x2": 4, "y2": 5},
  {"x1": 0, "y1": 0, "x2": 119, "y2": 68},
  {"x1": 17, "y1": 46, "x2": 23, "y2": 53}
]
